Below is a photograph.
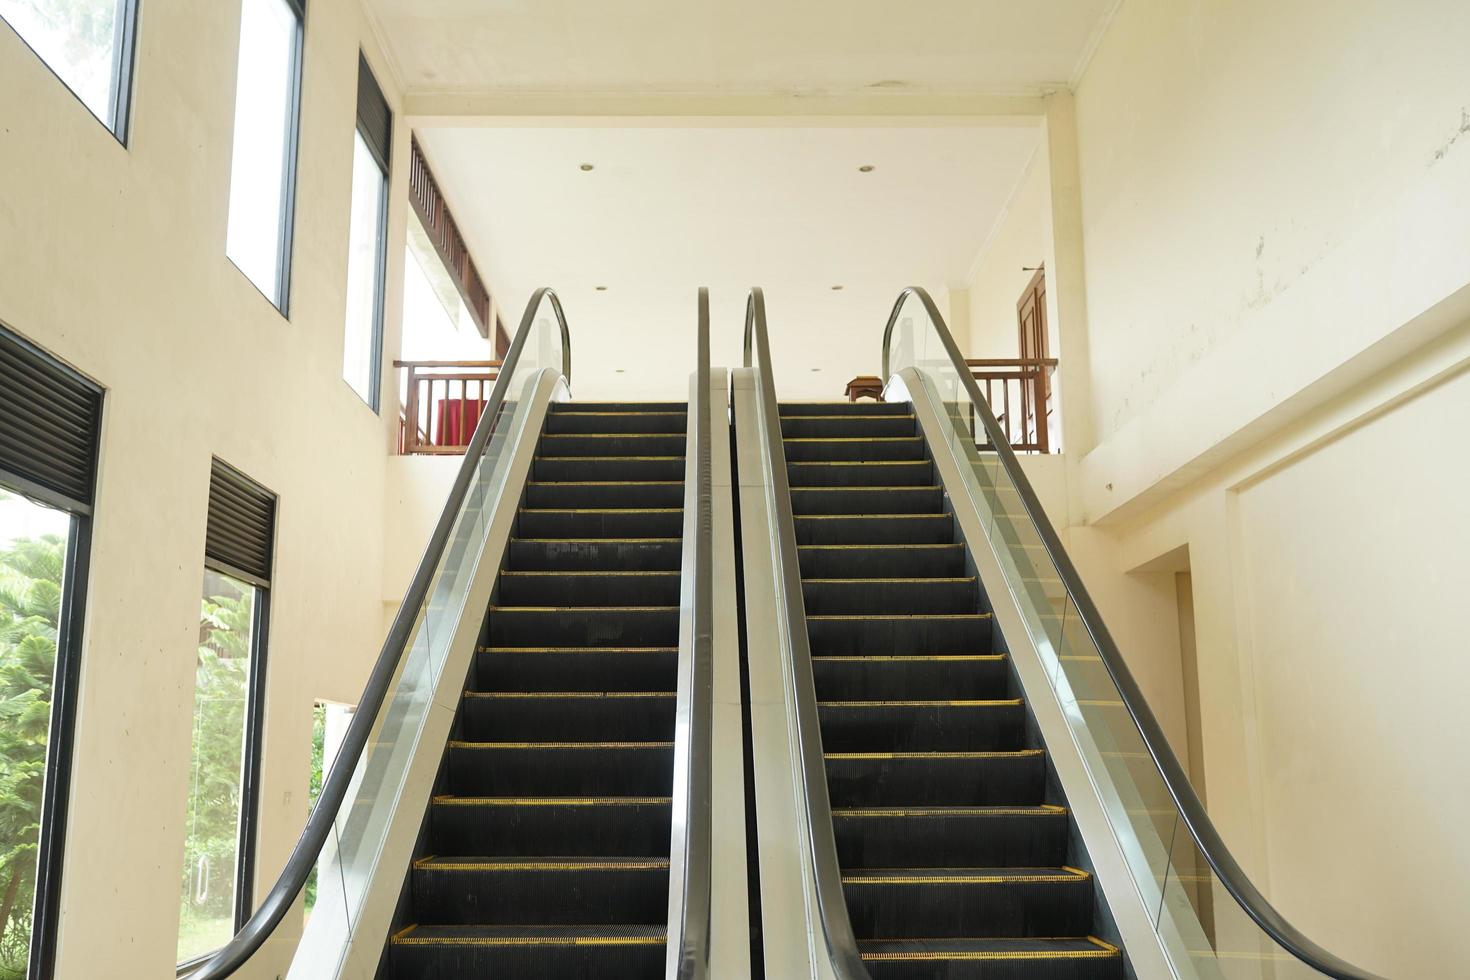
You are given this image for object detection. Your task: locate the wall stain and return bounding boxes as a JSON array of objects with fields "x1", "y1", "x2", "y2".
[{"x1": 1430, "y1": 107, "x2": 1470, "y2": 164}]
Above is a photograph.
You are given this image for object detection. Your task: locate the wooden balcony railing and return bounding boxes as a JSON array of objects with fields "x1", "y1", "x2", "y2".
[
  {"x1": 395, "y1": 359, "x2": 501, "y2": 455},
  {"x1": 966, "y1": 357, "x2": 1058, "y2": 453}
]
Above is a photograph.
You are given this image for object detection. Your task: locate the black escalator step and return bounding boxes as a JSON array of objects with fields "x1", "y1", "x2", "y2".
[
  {"x1": 818, "y1": 699, "x2": 1024, "y2": 752},
  {"x1": 806, "y1": 614, "x2": 992, "y2": 656},
  {"x1": 539, "y1": 433, "x2": 687, "y2": 456},
  {"x1": 787, "y1": 460, "x2": 933, "y2": 487},
  {"x1": 799, "y1": 544, "x2": 966, "y2": 577},
  {"x1": 429, "y1": 796, "x2": 672, "y2": 857},
  {"x1": 782, "y1": 437, "x2": 926, "y2": 462},
  {"x1": 790, "y1": 486, "x2": 944, "y2": 515},
  {"x1": 825, "y1": 749, "x2": 1046, "y2": 807},
  {"x1": 794, "y1": 513, "x2": 953, "y2": 545},
  {"x1": 781, "y1": 415, "x2": 917, "y2": 438},
  {"x1": 487, "y1": 606, "x2": 679, "y2": 646},
  {"x1": 506, "y1": 538, "x2": 682, "y2": 571},
  {"x1": 778, "y1": 402, "x2": 913, "y2": 416},
  {"x1": 390, "y1": 924, "x2": 666, "y2": 980},
  {"x1": 545, "y1": 410, "x2": 687, "y2": 434},
  {"x1": 832, "y1": 805, "x2": 1069, "y2": 867},
  {"x1": 524, "y1": 482, "x2": 684, "y2": 509},
  {"x1": 460, "y1": 692, "x2": 676, "y2": 742},
  {"x1": 859, "y1": 936, "x2": 1123, "y2": 980},
  {"x1": 842, "y1": 867, "x2": 1095, "y2": 939},
  {"x1": 518, "y1": 508, "x2": 684, "y2": 539},
  {"x1": 409, "y1": 855, "x2": 669, "y2": 924},
  {"x1": 476, "y1": 647, "x2": 677, "y2": 692},
  {"x1": 498, "y1": 571, "x2": 681, "y2": 606},
  {"x1": 803, "y1": 577, "x2": 977, "y2": 615},
  {"x1": 445, "y1": 741, "x2": 674, "y2": 796},
  {"x1": 553, "y1": 402, "x2": 687, "y2": 413},
  {"x1": 535, "y1": 456, "x2": 685, "y2": 482},
  {"x1": 813, "y1": 655, "x2": 1008, "y2": 700}
]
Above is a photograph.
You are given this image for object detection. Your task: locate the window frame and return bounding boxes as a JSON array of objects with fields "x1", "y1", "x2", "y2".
[
  {"x1": 0, "y1": 0, "x2": 141, "y2": 144},
  {"x1": 343, "y1": 55, "x2": 392, "y2": 413},
  {"x1": 223, "y1": 0, "x2": 307, "y2": 316}
]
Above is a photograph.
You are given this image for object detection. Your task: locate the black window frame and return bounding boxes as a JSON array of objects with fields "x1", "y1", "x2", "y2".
[
  {"x1": 0, "y1": 0, "x2": 141, "y2": 145},
  {"x1": 223, "y1": 0, "x2": 307, "y2": 317},
  {"x1": 346, "y1": 53, "x2": 392, "y2": 414},
  {"x1": 0, "y1": 323, "x2": 103, "y2": 980}
]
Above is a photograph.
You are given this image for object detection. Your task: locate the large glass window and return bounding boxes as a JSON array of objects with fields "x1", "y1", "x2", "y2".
[
  {"x1": 224, "y1": 0, "x2": 304, "y2": 311},
  {"x1": 0, "y1": 491, "x2": 73, "y2": 980},
  {"x1": 342, "y1": 132, "x2": 389, "y2": 409},
  {"x1": 0, "y1": 0, "x2": 138, "y2": 138},
  {"x1": 176, "y1": 569, "x2": 264, "y2": 965},
  {"x1": 303, "y1": 699, "x2": 352, "y2": 923}
]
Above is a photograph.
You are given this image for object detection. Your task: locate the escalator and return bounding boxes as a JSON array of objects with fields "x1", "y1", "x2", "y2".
[
  {"x1": 782, "y1": 400, "x2": 1123, "y2": 977},
  {"x1": 385, "y1": 401, "x2": 688, "y2": 977}
]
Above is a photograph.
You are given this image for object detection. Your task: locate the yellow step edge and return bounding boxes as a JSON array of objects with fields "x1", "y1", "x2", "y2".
[
  {"x1": 464, "y1": 691, "x2": 674, "y2": 699},
  {"x1": 509, "y1": 537, "x2": 680, "y2": 543},
  {"x1": 819, "y1": 698, "x2": 1022, "y2": 707},
  {"x1": 798, "y1": 543, "x2": 961, "y2": 549},
  {"x1": 521, "y1": 508, "x2": 682, "y2": 513},
  {"x1": 500, "y1": 570, "x2": 680, "y2": 576},
  {"x1": 844, "y1": 868, "x2": 1090, "y2": 885},
  {"x1": 413, "y1": 857, "x2": 670, "y2": 871},
  {"x1": 489, "y1": 606, "x2": 679, "y2": 612},
  {"x1": 536, "y1": 455, "x2": 684, "y2": 461},
  {"x1": 790, "y1": 485, "x2": 941, "y2": 491},
  {"x1": 834, "y1": 804, "x2": 1066, "y2": 817},
  {"x1": 527, "y1": 481, "x2": 682, "y2": 486},
  {"x1": 803, "y1": 576, "x2": 975, "y2": 583},
  {"x1": 448, "y1": 740, "x2": 674, "y2": 749},
  {"x1": 782, "y1": 437, "x2": 923, "y2": 442},
  {"x1": 393, "y1": 932, "x2": 667, "y2": 948},
  {"x1": 543, "y1": 432, "x2": 683, "y2": 437},
  {"x1": 825, "y1": 749, "x2": 1044, "y2": 760},
  {"x1": 432, "y1": 795, "x2": 672, "y2": 806},
  {"x1": 795, "y1": 513, "x2": 947, "y2": 519},
  {"x1": 477, "y1": 646, "x2": 677, "y2": 653},
  {"x1": 861, "y1": 936, "x2": 1119, "y2": 961},
  {"x1": 788, "y1": 460, "x2": 929, "y2": 466},
  {"x1": 805, "y1": 613, "x2": 992, "y2": 620},
  {"x1": 812, "y1": 654, "x2": 1004, "y2": 662}
]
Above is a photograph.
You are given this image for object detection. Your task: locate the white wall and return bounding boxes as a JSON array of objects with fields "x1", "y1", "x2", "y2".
[
  {"x1": 0, "y1": 1, "x2": 409, "y2": 975},
  {"x1": 966, "y1": 149, "x2": 1052, "y2": 358}
]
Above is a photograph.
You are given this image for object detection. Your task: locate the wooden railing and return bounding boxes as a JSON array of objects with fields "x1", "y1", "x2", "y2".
[
  {"x1": 395, "y1": 360, "x2": 501, "y2": 455},
  {"x1": 966, "y1": 358, "x2": 1058, "y2": 453}
]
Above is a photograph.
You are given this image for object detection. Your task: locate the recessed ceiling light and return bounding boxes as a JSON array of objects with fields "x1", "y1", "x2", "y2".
[
  {"x1": 858, "y1": 164, "x2": 875, "y2": 173},
  {"x1": 811, "y1": 368, "x2": 822, "y2": 372},
  {"x1": 579, "y1": 163, "x2": 595, "y2": 172},
  {"x1": 831, "y1": 285, "x2": 844, "y2": 291},
  {"x1": 595, "y1": 285, "x2": 608, "y2": 291},
  {"x1": 615, "y1": 368, "x2": 626, "y2": 373}
]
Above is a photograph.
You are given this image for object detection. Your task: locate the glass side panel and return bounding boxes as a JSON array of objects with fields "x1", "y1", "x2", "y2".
[
  {"x1": 287, "y1": 301, "x2": 565, "y2": 978},
  {"x1": 224, "y1": 0, "x2": 301, "y2": 307},
  {"x1": 0, "y1": 490, "x2": 72, "y2": 980},
  {"x1": 178, "y1": 569, "x2": 258, "y2": 965},
  {"x1": 0, "y1": 0, "x2": 132, "y2": 132},
  {"x1": 887, "y1": 291, "x2": 1328, "y2": 979}
]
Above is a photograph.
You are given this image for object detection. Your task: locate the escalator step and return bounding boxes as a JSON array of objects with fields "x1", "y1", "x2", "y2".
[
  {"x1": 445, "y1": 741, "x2": 675, "y2": 796},
  {"x1": 409, "y1": 856, "x2": 669, "y2": 924},
  {"x1": 778, "y1": 402, "x2": 914, "y2": 416},
  {"x1": 523, "y1": 481, "x2": 685, "y2": 509},
  {"x1": 842, "y1": 866, "x2": 1095, "y2": 939},
  {"x1": 475, "y1": 647, "x2": 676, "y2": 692},
  {"x1": 813, "y1": 655, "x2": 1008, "y2": 700},
  {"x1": 553, "y1": 402, "x2": 687, "y2": 413},
  {"x1": 787, "y1": 460, "x2": 934, "y2": 487},
  {"x1": 782, "y1": 437, "x2": 927, "y2": 461},
  {"x1": 798, "y1": 544, "x2": 967, "y2": 577},
  {"x1": 506, "y1": 538, "x2": 682, "y2": 571},
  {"x1": 517, "y1": 508, "x2": 684, "y2": 539},
  {"x1": 832, "y1": 805, "x2": 1069, "y2": 867},
  {"x1": 390, "y1": 924, "x2": 666, "y2": 980},
  {"x1": 534, "y1": 456, "x2": 686, "y2": 482},
  {"x1": 429, "y1": 796, "x2": 673, "y2": 857},
  {"x1": 859, "y1": 936, "x2": 1123, "y2": 980},
  {"x1": 460, "y1": 692, "x2": 676, "y2": 742},
  {"x1": 789, "y1": 486, "x2": 944, "y2": 515},
  {"x1": 806, "y1": 614, "x2": 992, "y2": 655},
  {"x1": 539, "y1": 433, "x2": 688, "y2": 456},
  {"x1": 794, "y1": 513, "x2": 953, "y2": 545},
  {"x1": 545, "y1": 410, "x2": 687, "y2": 434},
  {"x1": 781, "y1": 415, "x2": 917, "y2": 438},
  {"x1": 803, "y1": 577, "x2": 977, "y2": 614},
  {"x1": 825, "y1": 749, "x2": 1046, "y2": 807},
  {"x1": 498, "y1": 571, "x2": 681, "y2": 606},
  {"x1": 818, "y1": 699, "x2": 1025, "y2": 752},
  {"x1": 486, "y1": 606, "x2": 680, "y2": 646}
]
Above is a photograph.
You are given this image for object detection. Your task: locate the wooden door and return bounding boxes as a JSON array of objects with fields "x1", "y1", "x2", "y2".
[{"x1": 1016, "y1": 266, "x2": 1048, "y2": 450}]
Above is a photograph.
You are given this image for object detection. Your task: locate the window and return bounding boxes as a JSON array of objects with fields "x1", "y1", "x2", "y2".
[
  {"x1": 342, "y1": 56, "x2": 392, "y2": 410},
  {"x1": 0, "y1": 0, "x2": 138, "y2": 139},
  {"x1": 0, "y1": 325, "x2": 103, "y2": 980},
  {"x1": 177, "y1": 462, "x2": 275, "y2": 968},
  {"x1": 303, "y1": 700, "x2": 353, "y2": 923},
  {"x1": 224, "y1": 0, "x2": 305, "y2": 311}
]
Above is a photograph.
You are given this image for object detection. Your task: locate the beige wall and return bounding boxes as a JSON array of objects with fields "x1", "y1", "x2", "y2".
[
  {"x1": 966, "y1": 148, "x2": 1052, "y2": 358},
  {"x1": 1028, "y1": 0, "x2": 1470, "y2": 974},
  {"x1": 0, "y1": 1, "x2": 409, "y2": 975}
]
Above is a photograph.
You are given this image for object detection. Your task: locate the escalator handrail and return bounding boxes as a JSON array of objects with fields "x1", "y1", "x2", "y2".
[
  {"x1": 668, "y1": 288, "x2": 714, "y2": 978},
  {"x1": 188, "y1": 288, "x2": 572, "y2": 979},
  {"x1": 880, "y1": 286, "x2": 1382, "y2": 980},
  {"x1": 743, "y1": 288, "x2": 871, "y2": 979}
]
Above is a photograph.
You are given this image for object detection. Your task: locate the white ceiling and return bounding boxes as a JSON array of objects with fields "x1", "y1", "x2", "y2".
[
  {"x1": 414, "y1": 124, "x2": 1041, "y2": 399},
  {"x1": 368, "y1": 0, "x2": 1116, "y2": 96}
]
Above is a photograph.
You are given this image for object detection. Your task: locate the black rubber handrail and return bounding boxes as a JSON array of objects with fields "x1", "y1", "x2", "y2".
[
  {"x1": 668, "y1": 288, "x2": 714, "y2": 979},
  {"x1": 881, "y1": 286, "x2": 1382, "y2": 980},
  {"x1": 188, "y1": 288, "x2": 571, "y2": 979},
  {"x1": 743, "y1": 288, "x2": 871, "y2": 979}
]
